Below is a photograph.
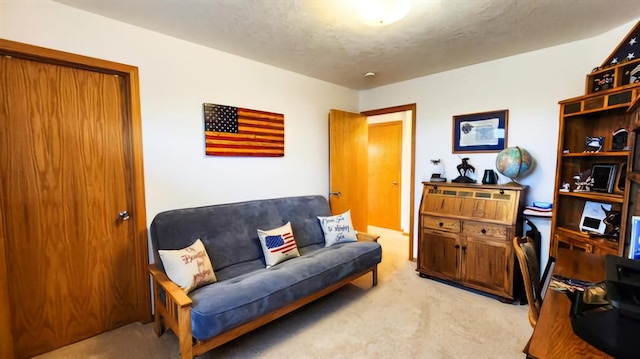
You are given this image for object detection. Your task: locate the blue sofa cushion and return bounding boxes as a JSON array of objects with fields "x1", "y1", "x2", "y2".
[{"x1": 188, "y1": 241, "x2": 382, "y2": 341}]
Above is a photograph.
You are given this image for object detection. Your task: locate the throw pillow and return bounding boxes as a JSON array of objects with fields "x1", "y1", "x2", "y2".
[
  {"x1": 158, "y1": 239, "x2": 217, "y2": 293},
  {"x1": 317, "y1": 210, "x2": 358, "y2": 247},
  {"x1": 257, "y1": 222, "x2": 300, "y2": 268}
]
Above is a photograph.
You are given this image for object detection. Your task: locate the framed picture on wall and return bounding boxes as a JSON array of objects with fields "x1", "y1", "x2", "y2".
[{"x1": 452, "y1": 109, "x2": 508, "y2": 153}]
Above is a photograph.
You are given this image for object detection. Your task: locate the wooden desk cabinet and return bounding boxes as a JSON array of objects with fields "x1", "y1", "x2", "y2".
[{"x1": 417, "y1": 182, "x2": 527, "y2": 301}]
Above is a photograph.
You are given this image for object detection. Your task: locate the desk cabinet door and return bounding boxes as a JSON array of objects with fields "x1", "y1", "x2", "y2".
[
  {"x1": 462, "y1": 236, "x2": 513, "y2": 297},
  {"x1": 419, "y1": 230, "x2": 460, "y2": 280}
]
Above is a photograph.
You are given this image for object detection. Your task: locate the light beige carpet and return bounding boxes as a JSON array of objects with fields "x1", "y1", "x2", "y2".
[{"x1": 36, "y1": 226, "x2": 532, "y2": 359}]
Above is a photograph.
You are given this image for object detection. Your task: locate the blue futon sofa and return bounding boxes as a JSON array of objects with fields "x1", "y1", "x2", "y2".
[{"x1": 148, "y1": 195, "x2": 382, "y2": 358}]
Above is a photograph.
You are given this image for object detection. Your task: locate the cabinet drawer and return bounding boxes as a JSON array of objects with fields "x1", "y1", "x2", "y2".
[
  {"x1": 462, "y1": 222, "x2": 507, "y2": 238},
  {"x1": 423, "y1": 217, "x2": 461, "y2": 233}
]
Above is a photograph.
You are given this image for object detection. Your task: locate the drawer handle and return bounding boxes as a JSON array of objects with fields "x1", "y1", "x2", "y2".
[
  {"x1": 500, "y1": 189, "x2": 504, "y2": 195},
  {"x1": 439, "y1": 222, "x2": 444, "y2": 227},
  {"x1": 481, "y1": 229, "x2": 487, "y2": 234},
  {"x1": 454, "y1": 244, "x2": 460, "y2": 249}
]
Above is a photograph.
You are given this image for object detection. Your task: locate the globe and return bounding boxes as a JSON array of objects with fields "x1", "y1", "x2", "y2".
[{"x1": 495, "y1": 146, "x2": 533, "y2": 183}]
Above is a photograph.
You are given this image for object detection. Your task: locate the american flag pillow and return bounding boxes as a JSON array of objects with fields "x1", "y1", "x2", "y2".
[{"x1": 257, "y1": 222, "x2": 300, "y2": 268}]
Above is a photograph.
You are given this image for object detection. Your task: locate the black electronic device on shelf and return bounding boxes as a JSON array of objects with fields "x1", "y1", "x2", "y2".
[{"x1": 570, "y1": 255, "x2": 640, "y2": 359}]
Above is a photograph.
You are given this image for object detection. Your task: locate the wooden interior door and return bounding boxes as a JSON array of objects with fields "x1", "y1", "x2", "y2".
[
  {"x1": 368, "y1": 121, "x2": 402, "y2": 230},
  {"x1": 328, "y1": 109, "x2": 368, "y2": 231},
  {"x1": 0, "y1": 41, "x2": 150, "y2": 358}
]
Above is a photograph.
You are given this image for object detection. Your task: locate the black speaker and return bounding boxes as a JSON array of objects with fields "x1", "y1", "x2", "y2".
[{"x1": 612, "y1": 128, "x2": 629, "y2": 151}]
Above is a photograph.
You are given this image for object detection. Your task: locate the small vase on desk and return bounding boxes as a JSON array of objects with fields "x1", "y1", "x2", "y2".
[{"x1": 482, "y1": 169, "x2": 498, "y2": 185}]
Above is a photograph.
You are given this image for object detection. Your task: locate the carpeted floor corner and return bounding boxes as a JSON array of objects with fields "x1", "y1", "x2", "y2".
[{"x1": 36, "y1": 227, "x2": 532, "y2": 359}]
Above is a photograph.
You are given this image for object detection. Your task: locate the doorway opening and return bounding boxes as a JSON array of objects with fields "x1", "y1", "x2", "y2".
[{"x1": 362, "y1": 105, "x2": 416, "y2": 261}]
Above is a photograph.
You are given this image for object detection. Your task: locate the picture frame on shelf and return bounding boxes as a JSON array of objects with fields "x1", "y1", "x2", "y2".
[
  {"x1": 590, "y1": 164, "x2": 618, "y2": 193},
  {"x1": 452, "y1": 110, "x2": 508, "y2": 153},
  {"x1": 628, "y1": 64, "x2": 640, "y2": 84},
  {"x1": 614, "y1": 162, "x2": 627, "y2": 195}
]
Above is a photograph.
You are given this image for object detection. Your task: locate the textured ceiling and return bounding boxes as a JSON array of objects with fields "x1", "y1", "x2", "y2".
[{"x1": 54, "y1": 0, "x2": 640, "y2": 90}]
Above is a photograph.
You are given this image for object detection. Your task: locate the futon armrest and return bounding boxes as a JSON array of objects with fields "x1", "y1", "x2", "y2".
[
  {"x1": 356, "y1": 232, "x2": 380, "y2": 242},
  {"x1": 148, "y1": 264, "x2": 192, "y2": 307}
]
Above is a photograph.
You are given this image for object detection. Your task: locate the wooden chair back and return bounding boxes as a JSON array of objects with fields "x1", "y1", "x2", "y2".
[{"x1": 513, "y1": 236, "x2": 542, "y2": 327}]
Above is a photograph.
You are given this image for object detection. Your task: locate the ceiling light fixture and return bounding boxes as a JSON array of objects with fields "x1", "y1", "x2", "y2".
[{"x1": 354, "y1": 0, "x2": 411, "y2": 26}]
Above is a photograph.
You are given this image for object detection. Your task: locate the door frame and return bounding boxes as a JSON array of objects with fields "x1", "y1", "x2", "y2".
[
  {"x1": 361, "y1": 104, "x2": 417, "y2": 261},
  {"x1": 0, "y1": 39, "x2": 151, "y2": 358}
]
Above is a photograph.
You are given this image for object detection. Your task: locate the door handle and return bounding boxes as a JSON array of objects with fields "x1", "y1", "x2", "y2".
[
  {"x1": 329, "y1": 192, "x2": 342, "y2": 198},
  {"x1": 117, "y1": 210, "x2": 131, "y2": 221},
  {"x1": 392, "y1": 181, "x2": 398, "y2": 185}
]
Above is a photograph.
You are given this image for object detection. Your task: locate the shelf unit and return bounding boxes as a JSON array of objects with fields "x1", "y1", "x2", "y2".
[
  {"x1": 586, "y1": 58, "x2": 640, "y2": 94},
  {"x1": 586, "y1": 21, "x2": 640, "y2": 96},
  {"x1": 551, "y1": 85, "x2": 640, "y2": 257},
  {"x1": 551, "y1": 20, "x2": 640, "y2": 258}
]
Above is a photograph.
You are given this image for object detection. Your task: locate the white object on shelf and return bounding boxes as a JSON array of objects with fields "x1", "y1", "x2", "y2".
[
  {"x1": 579, "y1": 201, "x2": 611, "y2": 234},
  {"x1": 523, "y1": 208, "x2": 552, "y2": 217}
]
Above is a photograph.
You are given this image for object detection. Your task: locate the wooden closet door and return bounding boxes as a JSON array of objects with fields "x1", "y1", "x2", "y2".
[
  {"x1": 368, "y1": 121, "x2": 402, "y2": 230},
  {"x1": 1, "y1": 54, "x2": 146, "y2": 358}
]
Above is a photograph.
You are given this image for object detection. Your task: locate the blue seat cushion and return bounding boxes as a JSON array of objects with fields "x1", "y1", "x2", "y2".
[{"x1": 188, "y1": 241, "x2": 382, "y2": 341}]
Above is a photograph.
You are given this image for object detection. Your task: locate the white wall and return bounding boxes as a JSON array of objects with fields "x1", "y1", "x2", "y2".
[
  {"x1": 367, "y1": 111, "x2": 412, "y2": 232},
  {"x1": 359, "y1": 18, "x2": 640, "y2": 263},
  {"x1": 0, "y1": 1, "x2": 359, "y2": 222}
]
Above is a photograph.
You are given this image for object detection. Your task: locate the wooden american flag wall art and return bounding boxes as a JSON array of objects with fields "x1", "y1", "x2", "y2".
[{"x1": 203, "y1": 103, "x2": 285, "y2": 157}]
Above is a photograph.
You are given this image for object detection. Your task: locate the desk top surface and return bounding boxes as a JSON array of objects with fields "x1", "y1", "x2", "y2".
[{"x1": 527, "y1": 249, "x2": 613, "y2": 359}]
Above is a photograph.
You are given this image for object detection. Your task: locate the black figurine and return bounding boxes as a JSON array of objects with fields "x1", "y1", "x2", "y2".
[
  {"x1": 452, "y1": 157, "x2": 476, "y2": 183},
  {"x1": 589, "y1": 206, "x2": 621, "y2": 241}
]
